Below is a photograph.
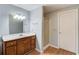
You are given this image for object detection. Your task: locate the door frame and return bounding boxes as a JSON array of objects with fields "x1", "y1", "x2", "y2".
[{"x1": 57, "y1": 9, "x2": 78, "y2": 54}]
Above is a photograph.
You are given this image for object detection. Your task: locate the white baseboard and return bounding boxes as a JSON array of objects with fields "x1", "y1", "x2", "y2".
[
  {"x1": 43, "y1": 44, "x2": 59, "y2": 51},
  {"x1": 36, "y1": 44, "x2": 78, "y2": 54},
  {"x1": 43, "y1": 44, "x2": 50, "y2": 50},
  {"x1": 35, "y1": 48, "x2": 43, "y2": 54},
  {"x1": 35, "y1": 44, "x2": 59, "y2": 53},
  {"x1": 35, "y1": 48, "x2": 40, "y2": 52},
  {"x1": 49, "y1": 44, "x2": 59, "y2": 49}
]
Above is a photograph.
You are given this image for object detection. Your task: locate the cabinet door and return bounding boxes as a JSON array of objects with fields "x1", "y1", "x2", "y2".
[
  {"x1": 6, "y1": 46, "x2": 16, "y2": 55},
  {"x1": 31, "y1": 39, "x2": 36, "y2": 49},
  {"x1": 24, "y1": 38, "x2": 31, "y2": 53},
  {"x1": 31, "y1": 37, "x2": 36, "y2": 49},
  {"x1": 17, "y1": 40, "x2": 25, "y2": 55}
]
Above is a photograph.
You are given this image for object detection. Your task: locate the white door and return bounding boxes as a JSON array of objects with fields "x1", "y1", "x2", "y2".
[{"x1": 59, "y1": 9, "x2": 77, "y2": 53}]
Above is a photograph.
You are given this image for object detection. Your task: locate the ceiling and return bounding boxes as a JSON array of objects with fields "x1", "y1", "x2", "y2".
[
  {"x1": 44, "y1": 4, "x2": 75, "y2": 14},
  {"x1": 14, "y1": 4, "x2": 76, "y2": 14},
  {"x1": 14, "y1": 4, "x2": 42, "y2": 11}
]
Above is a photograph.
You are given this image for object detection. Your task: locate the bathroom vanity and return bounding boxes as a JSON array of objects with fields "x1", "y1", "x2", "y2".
[{"x1": 2, "y1": 33, "x2": 36, "y2": 55}]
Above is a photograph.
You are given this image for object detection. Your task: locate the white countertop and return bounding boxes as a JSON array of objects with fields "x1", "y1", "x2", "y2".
[{"x1": 2, "y1": 33, "x2": 35, "y2": 41}]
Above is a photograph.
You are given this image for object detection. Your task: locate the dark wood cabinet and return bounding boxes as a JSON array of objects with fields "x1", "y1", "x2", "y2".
[
  {"x1": 3, "y1": 35, "x2": 36, "y2": 55},
  {"x1": 24, "y1": 38, "x2": 31, "y2": 53},
  {"x1": 6, "y1": 46, "x2": 16, "y2": 55},
  {"x1": 17, "y1": 40, "x2": 25, "y2": 55},
  {"x1": 31, "y1": 37, "x2": 36, "y2": 49},
  {"x1": 3, "y1": 40, "x2": 16, "y2": 55}
]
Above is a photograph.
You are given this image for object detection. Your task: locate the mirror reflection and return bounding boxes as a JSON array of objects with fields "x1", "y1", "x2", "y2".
[{"x1": 9, "y1": 14, "x2": 26, "y2": 34}]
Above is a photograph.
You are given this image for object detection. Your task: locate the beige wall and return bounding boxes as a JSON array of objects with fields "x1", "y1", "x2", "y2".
[
  {"x1": 43, "y1": 15, "x2": 49, "y2": 47},
  {"x1": 43, "y1": 12, "x2": 58, "y2": 47},
  {"x1": 49, "y1": 12, "x2": 58, "y2": 47}
]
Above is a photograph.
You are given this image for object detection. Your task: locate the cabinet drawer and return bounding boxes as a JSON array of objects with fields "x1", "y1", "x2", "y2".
[{"x1": 5, "y1": 41, "x2": 16, "y2": 47}]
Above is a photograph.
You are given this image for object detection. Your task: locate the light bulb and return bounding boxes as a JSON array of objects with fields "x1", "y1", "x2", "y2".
[
  {"x1": 18, "y1": 15, "x2": 21, "y2": 20},
  {"x1": 13, "y1": 14, "x2": 26, "y2": 21},
  {"x1": 13, "y1": 14, "x2": 19, "y2": 19},
  {"x1": 21, "y1": 16, "x2": 26, "y2": 20}
]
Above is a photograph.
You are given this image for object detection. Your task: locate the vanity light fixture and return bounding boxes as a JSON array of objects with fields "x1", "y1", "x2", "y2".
[
  {"x1": 13, "y1": 14, "x2": 19, "y2": 19},
  {"x1": 13, "y1": 14, "x2": 26, "y2": 21},
  {"x1": 21, "y1": 16, "x2": 26, "y2": 20}
]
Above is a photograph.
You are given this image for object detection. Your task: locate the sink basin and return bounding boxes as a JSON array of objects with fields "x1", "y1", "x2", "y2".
[{"x1": 19, "y1": 34, "x2": 23, "y2": 36}]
